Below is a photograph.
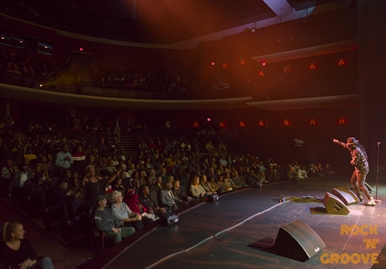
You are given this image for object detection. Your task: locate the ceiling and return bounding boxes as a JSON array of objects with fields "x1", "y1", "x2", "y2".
[
  {"x1": 8, "y1": 0, "x2": 345, "y2": 45},
  {"x1": 1, "y1": 1, "x2": 359, "y2": 111}
]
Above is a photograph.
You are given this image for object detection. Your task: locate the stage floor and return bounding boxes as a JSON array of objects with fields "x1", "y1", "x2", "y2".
[
  {"x1": 2, "y1": 175, "x2": 385, "y2": 269},
  {"x1": 82, "y1": 176, "x2": 386, "y2": 269}
]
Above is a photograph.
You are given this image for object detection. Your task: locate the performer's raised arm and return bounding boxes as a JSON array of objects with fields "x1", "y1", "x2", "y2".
[{"x1": 332, "y1": 138, "x2": 350, "y2": 150}]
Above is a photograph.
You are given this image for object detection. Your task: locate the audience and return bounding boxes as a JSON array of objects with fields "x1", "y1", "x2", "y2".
[{"x1": 0, "y1": 106, "x2": 339, "y2": 262}]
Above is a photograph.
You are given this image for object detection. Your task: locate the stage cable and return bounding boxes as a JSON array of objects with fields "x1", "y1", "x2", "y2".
[{"x1": 143, "y1": 199, "x2": 289, "y2": 269}]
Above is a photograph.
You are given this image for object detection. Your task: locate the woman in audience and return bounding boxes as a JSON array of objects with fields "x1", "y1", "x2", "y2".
[
  {"x1": 81, "y1": 164, "x2": 121, "y2": 211},
  {"x1": 111, "y1": 190, "x2": 144, "y2": 231},
  {"x1": 189, "y1": 176, "x2": 208, "y2": 199},
  {"x1": 0, "y1": 222, "x2": 55, "y2": 269}
]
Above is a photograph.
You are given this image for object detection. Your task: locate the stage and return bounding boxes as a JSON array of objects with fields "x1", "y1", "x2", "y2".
[{"x1": 82, "y1": 176, "x2": 386, "y2": 269}]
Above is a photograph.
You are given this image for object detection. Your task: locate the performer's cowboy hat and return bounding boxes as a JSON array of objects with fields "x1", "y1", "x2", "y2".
[{"x1": 347, "y1": 137, "x2": 359, "y2": 145}]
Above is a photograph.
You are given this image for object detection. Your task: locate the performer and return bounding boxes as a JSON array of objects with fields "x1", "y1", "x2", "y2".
[{"x1": 333, "y1": 137, "x2": 375, "y2": 206}]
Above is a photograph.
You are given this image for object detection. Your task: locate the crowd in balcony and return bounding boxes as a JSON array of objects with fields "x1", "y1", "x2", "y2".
[
  {"x1": 1, "y1": 47, "x2": 357, "y2": 102},
  {"x1": 0, "y1": 51, "x2": 72, "y2": 88},
  {"x1": 91, "y1": 68, "x2": 197, "y2": 93}
]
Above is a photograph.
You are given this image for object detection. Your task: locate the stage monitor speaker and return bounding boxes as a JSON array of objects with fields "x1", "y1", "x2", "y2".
[
  {"x1": 331, "y1": 187, "x2": 359, "y2": 205},
  {"x1": 206, "y1": 194, "x2": 219, "y2": 203},
  {"x1": 275, "y1": 220, "x2": 326, "y2": 262},
  {"x1": 160, "y1": 214, "x2": 178, "y2": 226},
  {"x1": 323, "y1": 192, "x2": 350, "y2": 215}
]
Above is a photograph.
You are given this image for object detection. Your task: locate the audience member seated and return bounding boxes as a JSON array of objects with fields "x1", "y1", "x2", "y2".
[
  {"x1": 112, "y1": 177, "x2": 125, "y2": 196},
  {"x1": 94, "y1": 195, "x2": 135, "y2": 246},
  {"x1": 136, "y1": 184, "x2": 166, "y2": 219},
  {"x1": 316, "y1": 163, "x2": 325, "y2": 177},
  {"x1": 159, "y1": 182, "x2": 180, "y2": 211},
  {"x1": 189, "y1": 176, "x2": 208, "y2": 199},
  {"x1": 287, "y1": 165, "x2": 299, "y2": 181},
  {"x1": 207, "y1": 176, "x2": 219, "y2": 193},
  {"x1": 110, "y1": 190, "x2": 144, "y2": 231},
  {"x1": 199, "y1": 174, "x2": 216, "y2": 194},
  {"x1": 324, "y1": 164, "x2": 336, "y2": 176},
  {"x1": 216, "y1": 174, "x2": 231, "y2": 193},
  {"x1": 258, "y1": 169, "x2": 269, "y2": 184},
  {"x1": 125, "y1": 185, "x2": 162, "y2": 222},
  {"x1": 150, "y1": 175, "x2": 163, "y2": 194},
  {"x1": 230, "y1": 170, "x2": 248, "y2": 188},
  {"x1": 223, "y1": 172, "x2": 238, "y2": 190},
  {"x1": 297, "y1": 165, "x2": 308, "y2": 179},
  {"x1": 307, "y1": 164, "x2": 319, "y2": 178},
  {"x1": 171, "y1": 179, "x2": 191, "y2": 203},
  {"x1": 0, "y1": 222, "x2": 55, "y2": 269},
  {"x1": 205, "y1": 141, "x2": 215, "y2": 154},
  {"x1": 266, "y1": 164, "x2": 281, "y2": 182},
  {"x1": 245, "y1": 169, "x2": 262, "y2": 187}
]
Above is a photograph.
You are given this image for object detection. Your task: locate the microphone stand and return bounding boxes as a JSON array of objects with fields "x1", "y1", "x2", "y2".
[{"x1": 375, "y1": 142, "x2": 382, "y2": 203}]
